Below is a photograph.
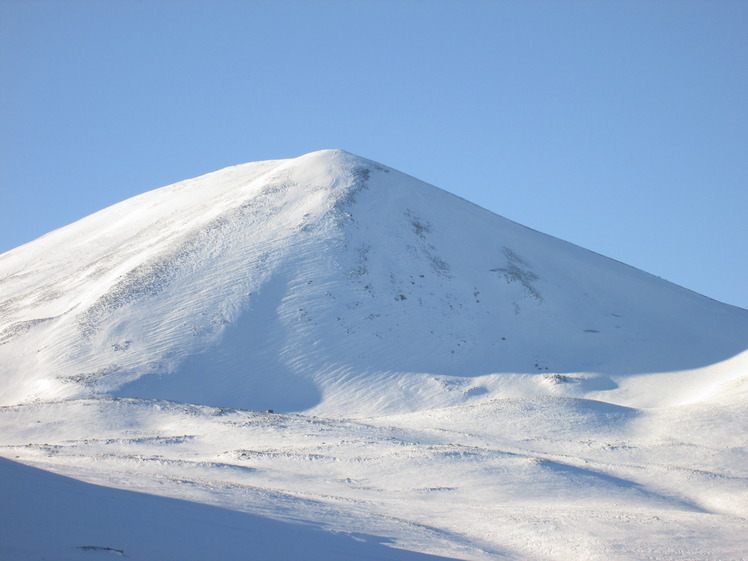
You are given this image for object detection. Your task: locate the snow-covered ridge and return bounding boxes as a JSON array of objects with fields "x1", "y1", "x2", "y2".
[{"x1": 1, "y1": 149, "x2": 747, "y2": 414}]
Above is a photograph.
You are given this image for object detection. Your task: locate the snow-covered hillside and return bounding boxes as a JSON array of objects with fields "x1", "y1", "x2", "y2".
[
  {"x1": 1, "y1": 150, "x2": 746, "y2": 560},
  {"x1": 1, "y1": 149, "x2": 746, "y2": 414}
]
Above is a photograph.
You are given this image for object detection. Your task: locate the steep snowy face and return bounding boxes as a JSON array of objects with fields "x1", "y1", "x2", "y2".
[{"x1": 1, "y1": 149, "x2": 747, "y2": 414}]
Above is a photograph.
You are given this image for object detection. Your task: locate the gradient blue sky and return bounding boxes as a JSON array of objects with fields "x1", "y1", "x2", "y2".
[{"x1": 1, "y1": 0, "x2": 746, "y2": 309}]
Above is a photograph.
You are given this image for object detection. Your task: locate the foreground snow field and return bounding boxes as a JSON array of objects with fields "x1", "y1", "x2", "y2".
[{"x1": 1, "y1": 150, "x2": 747, "y2": 559}]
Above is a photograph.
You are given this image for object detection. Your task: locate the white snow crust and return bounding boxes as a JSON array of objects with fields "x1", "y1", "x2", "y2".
[{"x1": 1, "y1": 149, "x2": 746, "y2": 560}]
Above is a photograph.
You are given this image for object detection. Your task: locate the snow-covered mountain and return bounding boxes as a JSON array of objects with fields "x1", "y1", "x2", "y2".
[
  {"x1": 1, "y1": 149, "x2": 746, "y2": 415},
  {"x1": 1, "y1": 150, "x2": 746, "y2": 560}
]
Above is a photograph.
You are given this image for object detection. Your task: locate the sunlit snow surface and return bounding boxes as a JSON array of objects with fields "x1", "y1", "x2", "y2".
[{"x1": 1, "y1": 150, "x2": 747, "y2": 559}]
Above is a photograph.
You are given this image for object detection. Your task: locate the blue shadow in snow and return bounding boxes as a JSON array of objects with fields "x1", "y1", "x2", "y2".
[{"x1": 0, "y1": 457, "x2": 468, "y2": 561}]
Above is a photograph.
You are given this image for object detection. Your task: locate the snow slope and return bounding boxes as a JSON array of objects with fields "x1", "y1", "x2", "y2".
[
  {"x1": 0, "y1": 150, "x2": 746, "y2": 559},
  {"x1": 0, "y1": 456, "x2": 458, "y2": 561}
]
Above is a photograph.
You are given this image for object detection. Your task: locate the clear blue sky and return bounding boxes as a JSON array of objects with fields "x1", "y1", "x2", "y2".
[{"x1": 1, "y1": 0, "x2": 746, "y2": 309}]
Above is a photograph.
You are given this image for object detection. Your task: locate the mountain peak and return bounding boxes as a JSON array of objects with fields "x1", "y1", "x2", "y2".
[{"x1": 1, "y1": 153, "x2": 747, "y2": 415}]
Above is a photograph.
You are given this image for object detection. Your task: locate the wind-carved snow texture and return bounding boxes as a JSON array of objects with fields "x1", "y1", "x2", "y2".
[
  {"x1": 0, "y1": 150, "x2": 747, "y2": 560},
  {"x1": 0, "y1": 317, "x2": 54, "y2": 345}
]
